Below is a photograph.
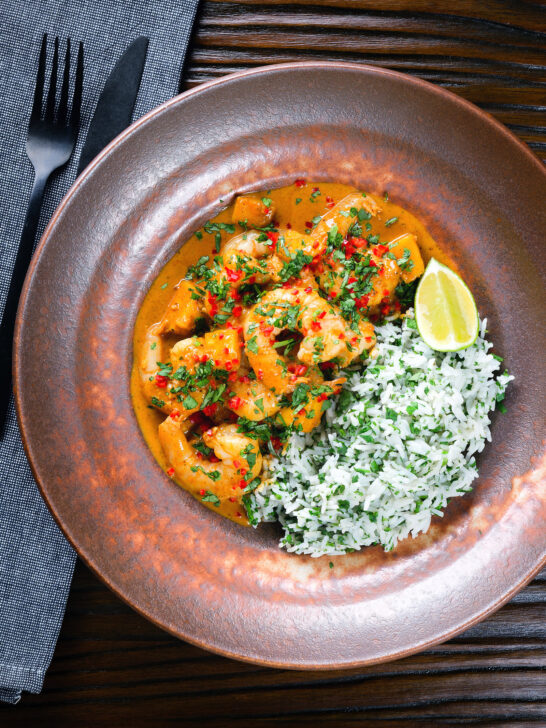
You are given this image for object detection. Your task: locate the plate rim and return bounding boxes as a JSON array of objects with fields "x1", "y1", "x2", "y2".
[{"x1": 14, "y1": 61, "x2": 546, "y2": 669}]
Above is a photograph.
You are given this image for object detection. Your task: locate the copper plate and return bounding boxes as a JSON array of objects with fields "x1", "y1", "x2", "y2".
[{"x1": 14, "y1": 63, "x2": 546, "y2": 668}]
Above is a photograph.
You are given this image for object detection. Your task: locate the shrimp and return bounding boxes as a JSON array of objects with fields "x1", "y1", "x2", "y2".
[
  {"x1": 317, "y1": 243, "x2": 401, "y2": 309},
  {"x1": 220, "y1": 231, "x2": 279, "y2": 286},
  {"x1": 157, "y1": 279, "x2": 204, "y2": 336},
  {"x1": 318, "y1": 231, "x2": 425, "y2": 314},
  {"x1": 170, "y1": 328, "x2": 242, "y2": 372},
  {"x1": 263, "y1": 195, "x2": 380, "y2": 265},
  {"x1": 203, "y1": 231, "x2": 284, "y2": 318},
  {"x1": 276, "y1": 369, "x2": 345, "y2": 433},
  {"x1": 388, "y1": 232, "x2": 425, "y2": 283},
  {"x1": 222, "y1": 230, "x2": 271, "y2": 258},
  {"x1": 226, "y1": 369, "x2": 281, "y2": 420},
  {"x1": 310, "y1": 193, "x2": 381, "y2": 256},
  {"x1": 232, "y1": 195, "x2": 275, "y2": 228},
  {"x1": 208, "y1": 230, "x2": 320, "y2": 314},
  {"x1": 272, "y1": 229, "x2": 315, "y2": 261},
  {"x1": 243, "y1": 285, "x2": 375, "y2": 393},
  {"x1": 139, "y1": 323, "x2": 179, "y2": 414},
  {"x1": 144, "y1": 328, "x2": 242, "y2": 419},
  {"x1": 353, "y1": 234, "x2": 423, "y2": 313},
  {"x1": 159, "y1": 418, "x2": 262, "y2": 501}
]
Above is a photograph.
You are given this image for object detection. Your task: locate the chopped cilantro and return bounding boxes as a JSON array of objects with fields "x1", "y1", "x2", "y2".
[
  {"x1": 395, "y1": 279, "x2": 419, "y2": 307},
  {"x1": 192, "y1": 440, "x2": 213, "y2": 457},
  {"x1": 337, "y1": 389, "x2": 353, "y2": 414},
  {"x1": 201, "y1": 490, "x2": 221, "y2": 505},
  {"x1": 182, "y1": 394, "x2": 198, "y2": 409},
  {"x1": 247, "y1": 336, "x2": 259, "y2": 354},
  {"x1": 278, "y1": 249, "x2": 313, "y2": 282},
  {"x1": 204, "y1": 221, "x2": 235, "y2": 235}
]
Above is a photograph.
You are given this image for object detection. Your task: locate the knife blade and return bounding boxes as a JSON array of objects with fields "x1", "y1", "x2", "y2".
[{"x1": 77, "y1": 36, "x2": 149, "y2": 175}]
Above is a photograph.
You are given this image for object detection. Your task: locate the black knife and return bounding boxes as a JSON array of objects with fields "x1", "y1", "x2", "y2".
[{"x1": 77, "y1": 36, "x2": 149, "y2": 174}]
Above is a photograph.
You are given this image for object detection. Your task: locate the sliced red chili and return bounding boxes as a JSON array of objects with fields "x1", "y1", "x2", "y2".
[
  {"x1": 225, "y1": 268, "x2": 243, "y2": 282},
  {"x1": 202, "y1": 403, "x2": 218, "y2": 417}
]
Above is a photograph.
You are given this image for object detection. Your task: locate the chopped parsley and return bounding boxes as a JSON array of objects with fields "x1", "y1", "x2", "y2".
[
  {"x1": 247, "y1": 336, "x2": 259, "y2": 354},
  {"x1": 278, "y1": 248, "x2": 313, "y2": 282},
  {"x1": 182, "y1": 394, "x2": 199, "y2": 409},
  {"x1": 201, "y1": 490, "x2": 221, "y2": 505},
  {"x1": 204, "y1": 221, "x2": 235, "y2": 235}
]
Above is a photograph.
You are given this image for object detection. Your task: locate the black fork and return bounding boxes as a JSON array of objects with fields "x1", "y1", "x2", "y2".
[{"x1": 0, "y1": 35, "x2": 84, "y2": 436}]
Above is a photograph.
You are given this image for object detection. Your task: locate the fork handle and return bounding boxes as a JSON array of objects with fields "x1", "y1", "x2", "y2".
[{"x1": 0, "y1": 170, "x2": 49, "y2": 437}]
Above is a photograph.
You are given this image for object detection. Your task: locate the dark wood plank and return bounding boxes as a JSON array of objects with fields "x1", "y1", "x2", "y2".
[
  {"x1": 182, "y1": 0, "x2": 546, "y2": 162},
  {"x1": 1, "y1": 563, "x2": 543, "y2": 725},
  {"x1": 2, "y1": 1, "x2": 545, "y2": 725}
]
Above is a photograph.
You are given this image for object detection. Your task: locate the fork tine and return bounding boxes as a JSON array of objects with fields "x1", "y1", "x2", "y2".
[
  {"x1": 70, "y1": 41, "x2": 84, "y2": 131},
  {"x1": 30, "y1": 34, "x2": 48, "y2": 124},
  {"x1": 44, "y1": 36, "x2": 59, "y2": 122},
  {"x1": 57, "y1": 38, "x2": 71, "y2": 125}
]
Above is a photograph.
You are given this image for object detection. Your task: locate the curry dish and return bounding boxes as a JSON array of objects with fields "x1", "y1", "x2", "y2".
[{"x1": 132, "y1": 182, "x2": 451, "y2": 524}]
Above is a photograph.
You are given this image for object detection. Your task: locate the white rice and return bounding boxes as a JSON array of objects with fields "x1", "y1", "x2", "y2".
[{"x1": 248, "y1": 310, "x2": 512, "y2": 556}]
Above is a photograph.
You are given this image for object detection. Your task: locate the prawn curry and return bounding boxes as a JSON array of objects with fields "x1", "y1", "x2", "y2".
[{"x1": 132, "y1": 182, "x2": 446, "y2": 524}]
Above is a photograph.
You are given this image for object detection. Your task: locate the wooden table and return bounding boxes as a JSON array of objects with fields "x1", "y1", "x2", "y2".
[{"x1": 3, "y1": 2, "x2": 545, "y2": 724}]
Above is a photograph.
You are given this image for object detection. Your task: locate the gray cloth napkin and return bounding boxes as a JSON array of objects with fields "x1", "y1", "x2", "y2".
[{"x1": 0, "y1": 0, "x2": 200, "y2": 704}]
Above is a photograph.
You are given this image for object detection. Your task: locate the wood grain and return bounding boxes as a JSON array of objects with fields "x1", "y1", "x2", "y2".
[
  {"x1": 0, "y1": 562, "x2": 543, "y2": 726},
  {"x1": 2, "y1": 1, "x2": 545, "y2": 724},
  {"x1": 181, "y1": 0, "x2": 546, "y2": 161}
]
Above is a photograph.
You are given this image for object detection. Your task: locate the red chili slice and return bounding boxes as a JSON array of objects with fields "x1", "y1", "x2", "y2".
[
  {"x1": 225, "y1": 268, "x2": 243, "y2": 282},
  {"x1": 202, "y1": 404, "x2": 218, "y2": 417}
]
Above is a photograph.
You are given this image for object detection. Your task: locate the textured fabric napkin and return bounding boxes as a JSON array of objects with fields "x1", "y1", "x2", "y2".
[{"x1": 0, "y1": 0, "x2": 200, "y2": 704}]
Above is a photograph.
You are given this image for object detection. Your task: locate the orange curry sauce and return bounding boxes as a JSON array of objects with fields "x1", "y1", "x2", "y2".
[{"x1": 131, "y1": 182, "x2": 449, "y2": 524}]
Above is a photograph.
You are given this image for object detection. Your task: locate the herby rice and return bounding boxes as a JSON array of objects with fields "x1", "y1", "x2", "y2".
[{"x1": 248, "y1": 311, "x2": 512, "y2": 556}]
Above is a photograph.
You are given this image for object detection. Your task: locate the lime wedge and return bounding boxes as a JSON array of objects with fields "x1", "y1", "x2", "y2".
[{"x1": 415, "y1": 258, "x2": 478, "y2": 352}]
